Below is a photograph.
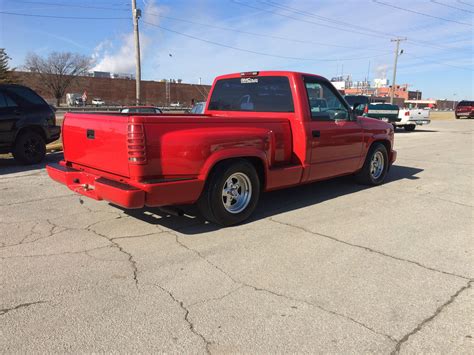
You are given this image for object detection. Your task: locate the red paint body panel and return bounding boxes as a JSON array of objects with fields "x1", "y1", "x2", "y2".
[{"x1": 48, "y1": 71, "x2": 396, "y2": 208}]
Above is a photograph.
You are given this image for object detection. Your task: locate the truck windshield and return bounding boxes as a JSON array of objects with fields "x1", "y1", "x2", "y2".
[{"x1": 208, "y1": 76, "x2": 294, "y2": 112}]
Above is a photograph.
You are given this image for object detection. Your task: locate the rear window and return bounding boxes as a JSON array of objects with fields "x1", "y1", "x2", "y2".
[
  {"x1": 208, "y1": 76, "x2": 294, "y2": 112},
  {"x1": 368, "y1": 104, "x2": 398, "y2": 110},
  {"x1": 458, "y1": 101, "x2": 473, "y2": 106},
  {"x1": 6, "y1": 86, "x2": 46, "y2": 106},
  {"x1": 344, "y1": 95, "x2": 369, "y2": 106}
]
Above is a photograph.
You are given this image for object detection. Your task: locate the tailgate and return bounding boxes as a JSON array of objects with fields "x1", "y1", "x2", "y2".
[
  {"x1": 410, "y1": 109, "x2": 429, "y2": 120},
  {"x1": 63, "y1": 113, "x2": 130, "y2": 177}
]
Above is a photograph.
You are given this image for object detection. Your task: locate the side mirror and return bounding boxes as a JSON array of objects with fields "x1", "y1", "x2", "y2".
[{"x1": 352, "y1": 103, "x2": 365, "y2": 116}]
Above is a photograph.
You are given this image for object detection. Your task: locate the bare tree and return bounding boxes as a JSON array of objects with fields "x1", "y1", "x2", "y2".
[{"x1": 24, "y1": 52, "x2": 91, "y2": 106}]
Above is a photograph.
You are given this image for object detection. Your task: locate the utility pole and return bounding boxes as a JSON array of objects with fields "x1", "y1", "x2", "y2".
[
  {"x1": 390, "y1": 37, "x2": 406, "y2": 104},
  {"x1": 132, "y1": 0, "x2": 141, "y2": 105}
]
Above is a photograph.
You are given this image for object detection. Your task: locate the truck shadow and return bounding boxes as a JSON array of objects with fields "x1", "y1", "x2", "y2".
[
  {"x1": 394, "y1": 129, "x2": 438, "y2": 134},
  {"x1": 0, "y1": 152, "x2": 63, "y2": 176},
  {"x1": 120, "y1": 164, "x2": 423, "y2": 235}
]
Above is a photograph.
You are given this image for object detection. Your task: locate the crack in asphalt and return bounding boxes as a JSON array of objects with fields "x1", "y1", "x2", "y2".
[
  {"x1": 154, "y1": 284, "x2": 212, "y2": 354},
  {"x1": 0, "y1": 194, "x2": 74, "y2": 207},
  {"x1": 86, "y1": 225, "x2": 140, "y2": 289},
  {"x1": 0, "y1": 301, "x2": 47, "y2": 316},
  {"x1": 269, "y1": 218, "x2": 471, "y2": 281},
  {"x1": 0, "y1": 214, "x2": 120, "y2": 250},
  {"x1": 169, "y1": 229, "x2": 396, "y2": 343},
  {"x1": 187, "y1": 285, "x2": 244, "y2": 308},
  {"x1": 0, "y1": 245, "x2": 112, "y2": 260},
  {"x1": 391, "y1": 280, "x2": 473, "y2": 354}
]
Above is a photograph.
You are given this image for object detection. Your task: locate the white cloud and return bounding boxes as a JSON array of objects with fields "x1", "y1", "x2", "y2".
[
  {"x1": 92, "y1": 33, "x2": 141, "y2": 74},
  {"x1": 91, "y1": 0, "x2": 165, "y2": 74}
]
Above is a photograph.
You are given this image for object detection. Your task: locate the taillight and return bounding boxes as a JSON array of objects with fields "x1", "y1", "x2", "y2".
[
  {"x1": 405, "y1": 111, "x2": 410, "y2": 116},
  {"x1": 363, "y1": 105, "x2": 368, "y2": 114},
  {"x1": 127, "y1": 123, "x2": 146, "y2": 164}
]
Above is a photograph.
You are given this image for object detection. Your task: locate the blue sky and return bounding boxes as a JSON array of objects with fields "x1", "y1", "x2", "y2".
[{"x1": 1, "y1": 0, "x2": 473, "y2": 100}]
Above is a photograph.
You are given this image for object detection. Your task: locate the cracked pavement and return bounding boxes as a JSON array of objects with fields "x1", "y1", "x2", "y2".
[{"x1": 1, "y1": 120, "x2": 473, "y2": 353}]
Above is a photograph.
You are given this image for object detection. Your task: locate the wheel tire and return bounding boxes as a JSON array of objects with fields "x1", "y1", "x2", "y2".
[
  {"x1": 12, "y1": 131, "x2": 46, "y2": 165},
  {"x1": 404, "y1": 124, "x2": 416, "y2": 131},
  {"x1": 455, "y1": 115, "x2": 460, "y2": 119},
  {"x1": 197, "y1": 159, "x2": 260, "y2": 226},
  {"x1": 355, "y1": 143, "x2": 389, "y2": 186},
  {"x1": 392, "y1": 124, "x2": 397, "y2": 131}
]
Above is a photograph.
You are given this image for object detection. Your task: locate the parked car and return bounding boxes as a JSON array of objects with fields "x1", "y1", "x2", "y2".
[
  {"x1": 345, "y1": 96, "x2": 400, "y2": 125},
  {"x1": 120, "y1": 106, "x2": 163, "y2": 114},
  {"x1": 91, "y1": 98, "x2": 105, "y2": 106},
  {"x1": 190, "y1": 101, "x2": 206, "y2": 114},
  {"x1": 455, "y1": 100, "x2": 473, "y2": 119},
  {"x1": 47, "y1": 71, "x2": 396, "y2": 226},
  {"x1": 74, "y1": 97, "x2": 84, "y2": 106},
  {"x1": 396, "y1": 108, "x2": 431, "y2": 131},
  {"x1": 0, "y1": 84, "x2": 61, "y2": 164}
]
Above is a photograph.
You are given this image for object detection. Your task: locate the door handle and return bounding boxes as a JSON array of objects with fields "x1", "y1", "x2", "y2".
[{"x1": 312, "y1": 130, "x2": 320, "y2": 138}]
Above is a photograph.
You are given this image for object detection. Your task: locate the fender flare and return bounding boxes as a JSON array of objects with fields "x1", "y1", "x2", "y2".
[{"x1": 198, "y1": 148, "x2": 269, "y2": 184}]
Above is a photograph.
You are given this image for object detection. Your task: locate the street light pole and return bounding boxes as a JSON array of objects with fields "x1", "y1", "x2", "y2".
[
  {"x1": 390, "y1": 37, "x2": 407, "y2": 104},
  {"x1": 131, "y1": 0, "x2": 141, "y2": 105}
]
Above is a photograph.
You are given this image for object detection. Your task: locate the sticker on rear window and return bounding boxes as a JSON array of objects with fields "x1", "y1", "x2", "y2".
[{"x1": 241, "y1": 78, "x2": 258, "y2": 84}]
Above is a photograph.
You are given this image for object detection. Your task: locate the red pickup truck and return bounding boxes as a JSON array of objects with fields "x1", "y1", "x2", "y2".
[{"x1": 47, "y1": 71, "x2": 396, "y2": 226}]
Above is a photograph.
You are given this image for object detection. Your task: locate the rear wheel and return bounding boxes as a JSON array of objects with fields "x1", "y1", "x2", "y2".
[
  {"x1": 197, "y1": 160, "x2": 260, "y2": 226},
  {"x1": 12, "y1": 131, "x2": 46, "y2": 165},
  {"x1": 455, "y1": 115, "x2": 460, "y2": 119},
  {"x1": 404, "y1": 124, "x2": 416, "y2": 131},
  {"x1": 355, "y1": 143, "x2": 388, "y2": 186}
]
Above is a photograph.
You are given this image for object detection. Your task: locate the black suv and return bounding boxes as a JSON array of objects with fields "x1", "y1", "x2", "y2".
[{"x1": 0, "y1": 84, "x2": 60, "y2": 164}]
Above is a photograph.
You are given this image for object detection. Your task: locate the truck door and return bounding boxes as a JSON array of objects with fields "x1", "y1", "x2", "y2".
[{"x1": 303, "y1": 77, "x2": 364, "y2": 181}]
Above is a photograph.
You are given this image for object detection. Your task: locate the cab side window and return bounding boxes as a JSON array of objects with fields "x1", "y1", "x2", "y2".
[{"x1": 304, "y1": 80, "x2": 349, "y2": 121}]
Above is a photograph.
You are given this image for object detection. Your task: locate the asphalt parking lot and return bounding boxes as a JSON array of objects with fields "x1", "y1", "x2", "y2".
[{"x1": 1, "y1": 119, "x2": 472, "y2": 353}]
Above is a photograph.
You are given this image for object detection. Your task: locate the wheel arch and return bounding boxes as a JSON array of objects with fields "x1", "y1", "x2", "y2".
[
  {"x1": 201, "y1": 153, "x2": 267, "y2": 191},
  {"x1": 15, "y1": 125, "x2": 47, "y2": 142}
]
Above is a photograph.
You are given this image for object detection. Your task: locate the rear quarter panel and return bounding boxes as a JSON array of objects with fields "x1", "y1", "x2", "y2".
[{"x1": 133, "y1": 115, "x2": 293, "y2": 181}]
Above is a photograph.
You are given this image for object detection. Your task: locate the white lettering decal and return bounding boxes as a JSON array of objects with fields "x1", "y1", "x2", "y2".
[{"x1": 241, "y1": 78, "x2": 259, "y2": 84}]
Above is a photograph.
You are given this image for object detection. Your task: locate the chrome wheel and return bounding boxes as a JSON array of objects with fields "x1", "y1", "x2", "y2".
[
  {"x1": 370, "y1": 151, "x2": 384, "y2": 180},
  {"x1": 221, "y1": 172, "x2": 252, "y2": 214}
]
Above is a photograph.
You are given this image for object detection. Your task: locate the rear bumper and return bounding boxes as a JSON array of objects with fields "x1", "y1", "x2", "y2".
[
  {"x1": 409, "y1": 119, "x2": 430, "y2": 125},
  {"x1": 394, "y1": 119, "x2": 430, "y2": 126},
  {"x1": 456, "y1": 111, "x2": 474, "y2": 118},
  {"x1": 46, "y1": 163, "x2": 204, "y2": 209}
]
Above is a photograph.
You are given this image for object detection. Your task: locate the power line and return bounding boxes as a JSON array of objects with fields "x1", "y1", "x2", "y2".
[
  {"x1": 403, "y1": 53, "x2": 474, "y2": 71},
  {"x1": 0, "y1": 10, "x2": 129, "y2": 20},
  {"x1": 143, "y1": 11, "x2": 388, "y2": 52},
  {"x1": 259, "y1": 0, "x2": 395, "y2": 38},
  {"x1": 431, "y1": 0, "x2": 474, "y2": 14},
  {"x1": 457, "y1": 0, "x2": 474, "y2": 8},
  {"x1": 231, "y1": 0, "x2": 392, "y2": 40},
  {"x1": 4, "y1": 0, "x2": 130, "y2": 11},
  {"x1": 258, "y1": 0, "x2": 468, "y2": 51},
  {"x1": 142, "y1": 20, "x2": 391, "y2": 62},
  {"x1": 372, "y1": 0, "x2": 473, "y2": 26},
  {"x1": 232, "y1": 0, "x2": 463, "y2": 52}
]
